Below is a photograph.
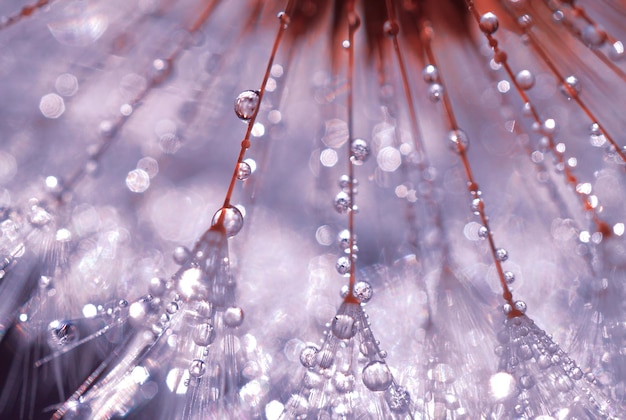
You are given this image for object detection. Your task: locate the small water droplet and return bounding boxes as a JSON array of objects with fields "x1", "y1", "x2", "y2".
[
  {"x1": 447, "y1": 129, "x2": 469, "y2": 153},
  {"x1": 514, "y1": 300, "x2": 527, "y2": 313},
  {"x1": 299, "y1": 345, "x2": 318, "y2": 368},
  {"x1": 236, "y1": 162, "x2": 251, "y2": 180},
  {"x1": 224, "y1": 306, "x2": 244, "y2": 328},
  {"x1": 334, "y1": 192, "x2": 352, "y2": 214},
  {"x1": 193, "y1": 322, "x2": 215, "y2": 346},
  {"x1": 350, "y1": 138, "x2": 369, "y2": 165},
  {"x1": 336, "y1": 256, "x2": 351, "y2": 275},
  {"x1": 48, "y1": 321, "x2": 79, "y2": 348},
  {"x1": 428, "y1": 83, "x2": 444, "y2": 102},
  {"x1": 353, "y1": 281, "x2": 373, "y2": 303},
  {"x1": 496, "y1": 248, "x2": 509, "y2": 262},
  {"x1": 422, "y1": 65, "x2": 439, "y2": 83},
  {"x1": 189, "y1": 359, "x2": 206, "y2": 378},
  {"x1": 479, "y1": 12, "x2": 499, "y2": 34}
]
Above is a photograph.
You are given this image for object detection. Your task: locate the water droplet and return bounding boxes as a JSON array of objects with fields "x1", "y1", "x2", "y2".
[
  {"x1": 581, "y1": 24, "x2": 607, "y2": 47},
  {"x1": 514, "y1": 300, "x2": 527, "y2": 313},
  {"x1": 193, "y1": 322, "x2": 215, "y2": 346},
  {"x1": 126, "y1": 168, "x2": 150, "y2": 193},
  {"x1": 609, "y1": 41, "x2": 625, "y2": 61},
  {"x1": 504, "y1": 271, "x2": 515, "y2": 284},
  {"x1": 277, "y1": 11, "x2": 290, "y2": 28},
  {"x1": 517, "y1": 14, "x2": 533, "y2": 28},
  {"x1": 336, "y1": 256, "x2": 351, "y2": 275},
  {"x1": 353, "y1": 281, "x2": 373, "y2": 303},
  {"x1": 383, "y1": 20, "x2": 400, "y2": 37},
  {"x1": 166, "y1": 301, "x2": 179, "y2": 314},
  {"x1": 429, "y1": 83, "x2": 444, "y2": 102},
  {"x1": 211, "y1": 206, "x2": 244, "y2": 237},
  {"x1": 151, "y1": 58, "x2": 172, "y2": 84},
  {"x1": 224, "y1": 306, "x2": 244, "y2": 328},
  {"x1": 299, "y1": 345, "x2": 318, "y2": 368},
  {"x1": 173, "y1": 246, "x2": 191, "y2": 265},
  {"x1": 334, "y1": 191, "x2": 351, "y2": 214},
  {"x1": 519, "y1": 374, "x2": 535, "y2": 389},
  {"x1": 447, "y1": 129, "x2": 469, "y2": 153},
  {"x1": 560, "y1": 75, "x2": 581, "y2": 100},
  {"x1": 332, "y1": 314, "x2": 356, "y2": 339},
  {"x1": 189, "y1": 359, "x2": 206, "y2": 378},
  {"x1": 234, "y1": 90, "x2": 260, "y2": 121},
  {"x1": 517, "y1": 344, "x2": 533, "y2": 360},
  {"x1": 496, "y1": 248, "x2": 509, "y2": 262},
  {"x1": 48, "y1": 321, "x2": 79, "y2": 347},
  {"x1": 478, "y1": 226, "x2": 489, "y2": 239},
  {"x1": 337, "y1": 229, "x2": 354, "y2": 250},
  {"x1": 471, "y1": 197, "x2": 483, "y2": 215},
  {"x1": 237, "y1": 162, "x2": 251, "y2": 180},
  {"x1": 479, "y1": 12, "x2": 499, "y2": 34},
  {"x1": 350, "y1": 138, "x2": 369, "y2": 165},
  {"x1": 362, "y1": 360, "x2": 392, "y2": 391},
  {"x1": 423, "y1": 64, "x2": 439, "y2": 83},
  {"x1": 515, "y1": 69, "x2": 535, "y2": 90}
]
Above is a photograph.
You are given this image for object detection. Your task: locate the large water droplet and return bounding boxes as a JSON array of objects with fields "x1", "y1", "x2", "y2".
[
  {"x1": 234, "y1": 90, "x2": 260, "y2": 121},
  {"x1": 362, "y1": 360, "x2": 392, "y2": 391},
  {"x1": 193, "y1": 322, "x2": 215, "y2": 346},
  {"x1": 211, "y1": 206, "x2": 244, "y2": 237},
  {"x1": 332, "y1": 314, "x2": 356, "y2": 339}
]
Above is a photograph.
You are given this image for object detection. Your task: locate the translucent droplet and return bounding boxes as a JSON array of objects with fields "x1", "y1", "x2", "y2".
[
  {"x1": 517, "y1": 344, "x2": 533, "y2": 360},
  {"x1": 166, "y1": 301, "x2": 179, "y2": 314},
  {"x1": 517, "y1": 14, "x2": 533, "y2": 28},
  {"x1": 383, "y1": 20, "x2": 400, "y2": 37},
  {"x1": 515, "y1": 69, "x2": 535, "y2": 90},
  {"x1": 338, "y1": 175, "x2": 357, "y2": 193},
  {"x1": 362, "y1": 360, "x2": 392, "y2": 391},
  {"x1": 173, "y1": 246, "x2": 191, "y2": 265},
  {"x1": 126, "y1": 168, "x2": 150, "y2": 193},
  {"x1": 479, "y1": 12, "x2": 499, "y2": 34},
  {"x1": 234, "y1": 90, "x2": 260, "y2": 121},
  {"x1": 332, "y1": 314, "x2": 356, "y2": 339},
  {"x1": 504, "y1": 271, "x2": 515, "y2": 284},
  {"x1": 353, "y1": 281, "x2": 373, "y2": 303},
  {"x1": 609, "y1": 41, "x2": 625, "y2": 61},
  {"x1": 236, "y1": 162, "x2": 252, "y2": 180},
  {"x1": 224, "y1": 306, "x2": 244, "y2": 328},
  {"x1": 151, "y1": 58, "x2": 172, "y2": 84},
  {"x1": 336, "y1": 256, "x2": 351, "y2": 275},
  {"x1": 581, "y1": 24, "x2": 607, "y2": 47},
  {"x1": 514, "y1": 300, "x2": 527, "y2": 313},
  {"x1": 211, "y1": 206, "x2": 244, "y2": 237},
  {"x1": 423, "y1": 64, "x2": 439, "y2": 83},
  {"x1": 48, "y1": 321, "x2": 79, "y2": 347},
  {"x1": 350, "y1": 138, "x2": 370, "y2": 165},
  {"x1": 277, "y1": 11, "x2": 290, "y2": 28},
  {"x1": 496, "y1": 248, "x2": 509, "y2": 262},
  {"x1": 471, "y1": 197, "x2": 483, "y2": 215},
  {"x1": 189, "y1": 359, "x2": 206, "y2": 378},
  {"x1": 447, "y1": 129, "x2": 469, "y2": 153},
  {"x1": 429, "y1": 83, "x2": 444, "y2": 102},
  {"x1": 193, "y1": 322, "x2": 215, "y2": 346},
  {"x1": 560, "y1": 75, "x2": 581, "y2": 100},
  {"x1": 334, "y1": 191, "x2": 351, "y2": 214},
  {"x1": 478, "y1": 226, "x2": 489, "y2": 239},
  {"x1": 299, "y1": 345, "x2": 318, "y2": 368}
]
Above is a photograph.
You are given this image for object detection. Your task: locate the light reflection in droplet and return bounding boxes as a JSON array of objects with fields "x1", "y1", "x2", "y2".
[
  {"x1": 55, "y1": 73, "x2": 79, "y2": 97},
  {"x1": 39, "y1": 93, "x2": 65, "y2": 119},
  {"x1": 126, "y1": 169, "x2": 150, "y2": 193},
  {"x1": 377, "y1": 147, "x2": 401, "y2": 172}
]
